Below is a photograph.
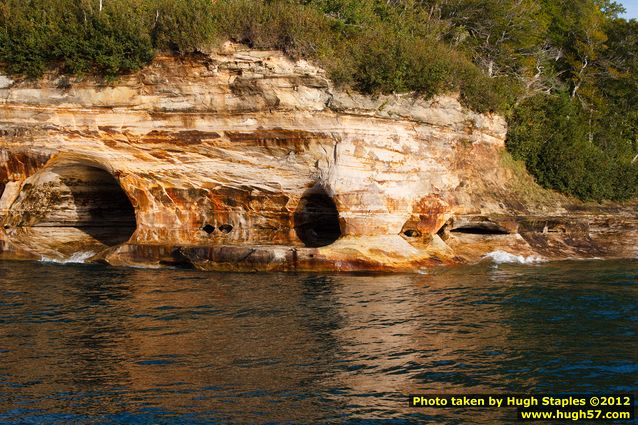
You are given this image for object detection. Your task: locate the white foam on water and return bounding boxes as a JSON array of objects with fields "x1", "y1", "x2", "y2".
[
  {"x1": 40, "y1": 251, "x2": 96, "y2": 264},
  {"x1": 483, "y1": 250, "x2": 545, "y2": 265}
]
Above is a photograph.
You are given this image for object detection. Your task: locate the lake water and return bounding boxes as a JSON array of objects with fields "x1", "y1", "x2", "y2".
[{"x1": 0, "y1": 259, "x2": 636, "y2": 424}]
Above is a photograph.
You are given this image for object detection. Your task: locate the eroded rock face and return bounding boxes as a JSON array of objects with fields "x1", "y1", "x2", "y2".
[{"x1": 0, "y1": 44, "x2": 636, "y2": 270}]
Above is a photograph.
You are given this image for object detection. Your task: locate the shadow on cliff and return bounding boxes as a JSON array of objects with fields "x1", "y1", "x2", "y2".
[
  {"x1": 4, "y1": 163, "x2": 138, "y2": 260},
  {"x1": 63, "y1": 166, "x2": 137, "y2": 247}
]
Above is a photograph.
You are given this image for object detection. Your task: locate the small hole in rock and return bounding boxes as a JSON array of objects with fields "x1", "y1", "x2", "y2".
[
  {"x1": 202, "y1": 224, "x2": 215, "y2": 234},
  {"x1": 403, "y1": 229, "x2": 421, "y2": 238},
  {"x1": 219, "y1": 224, "x2": 233, "y2": 234}
]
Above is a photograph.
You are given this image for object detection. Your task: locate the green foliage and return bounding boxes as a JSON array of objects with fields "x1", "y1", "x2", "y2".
[
  {"x1": 506, "y1": 3, "x2": 638, "y2": 201},
  {"x1": 210, "y1": 0, "x2": 334, "y2": 59},
  {"x1": 0, "y1": 0, "x2": 637, "y2": 200},
  {"x1": 0, "y1": 0, "x2": 154, "y2": 77},
  {"x1": 509, "y1": 92, "x2": 638, "y2": 201},
  {"x1": 0, "y1": 0, "x2": 499, "y2": 110},
  {"x1": 152, "y1": 0, "x2": 219, "y2": 53}
]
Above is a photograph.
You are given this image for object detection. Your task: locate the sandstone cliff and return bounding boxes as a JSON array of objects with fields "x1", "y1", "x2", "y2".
[{"x1": 1, "y1": 44, "x2": 636, "y2": 271}]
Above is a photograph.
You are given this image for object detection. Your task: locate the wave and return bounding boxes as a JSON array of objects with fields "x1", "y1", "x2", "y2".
[
  {"x1": 40, "y1": 251, "x2": 96, "y2": 264},
  {"x1": 483, "y1": 250, "x2": 545, "y2": 265}
]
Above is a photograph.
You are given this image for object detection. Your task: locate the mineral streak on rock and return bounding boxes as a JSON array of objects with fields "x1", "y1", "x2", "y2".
[{"x1": 0, "y1": 44, "x2": 636, "y2": 270}]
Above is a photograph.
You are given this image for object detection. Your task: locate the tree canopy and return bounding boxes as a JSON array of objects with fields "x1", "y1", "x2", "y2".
[{"x1": 0, "y1": 0, "x2": 636, "y2": 200}]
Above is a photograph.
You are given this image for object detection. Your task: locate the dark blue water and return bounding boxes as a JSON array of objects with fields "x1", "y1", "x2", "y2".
[{"x1": 0, "y1": 260, "x2": 636, "y2": 424}]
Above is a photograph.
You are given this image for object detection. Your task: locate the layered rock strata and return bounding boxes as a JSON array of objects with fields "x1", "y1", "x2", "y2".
[{"x1": 1, "y1": 44, "x2": 636, "y2": 271}]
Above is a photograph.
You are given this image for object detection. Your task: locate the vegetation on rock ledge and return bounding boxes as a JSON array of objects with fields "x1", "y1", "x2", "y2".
[{"x1": 0, "y1": 0, "x2": 637, "y2": 201}]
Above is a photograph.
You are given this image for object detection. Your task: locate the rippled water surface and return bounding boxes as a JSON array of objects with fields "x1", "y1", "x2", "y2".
[{"x1": 0, "y1": 260, "x2": 636, "y2": 424}]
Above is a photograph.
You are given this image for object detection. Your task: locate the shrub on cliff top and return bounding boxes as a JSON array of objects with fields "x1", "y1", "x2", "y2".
[
  {"x1": 0, "y1": 0, "x2": 496, "y2": 110},
  {"x1": 152, "y1": 0, "x2": 219, "y2": 53},
  {"x1": 0, "y1": 0, "x2": 154, "y2": 77},
  {"x1": 0, "y1": 0, "x2": 636, "y2": 201}
]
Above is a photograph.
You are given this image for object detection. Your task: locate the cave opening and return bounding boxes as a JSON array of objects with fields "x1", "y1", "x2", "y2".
[
  {"x1": 219, "y1": 224, "x2": 234, "y2": 234},
  {"x1": 403, "y1": 229, "x2": 422, "y2": 238},
  {"x1": 450, "y1": 225, "x2": 509, "y2": 235},
  {"x1": 8, "y1": 163, "x2": 137, "y2": 258},
  {"x1": 294, "y1": 187, "x2": 341, "y2": 248}
]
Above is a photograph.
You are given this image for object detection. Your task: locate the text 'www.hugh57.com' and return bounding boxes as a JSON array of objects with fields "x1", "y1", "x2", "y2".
[{"x1": 409, "y1": 394, "x2": 635, "y2": 422}]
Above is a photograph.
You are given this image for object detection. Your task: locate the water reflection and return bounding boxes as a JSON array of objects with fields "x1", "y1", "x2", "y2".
[{"x1": 0, "y1": 260, "x2": 636, "y2": 424}]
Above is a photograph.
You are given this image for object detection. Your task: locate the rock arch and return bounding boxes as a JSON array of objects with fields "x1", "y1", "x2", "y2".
[{"x1": 3, "y1": 161, "x2": 136, "y2": 260}]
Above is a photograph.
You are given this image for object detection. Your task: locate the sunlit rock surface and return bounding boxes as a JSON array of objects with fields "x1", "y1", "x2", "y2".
[{"x1": 1, "y1": 44, "x2": 636, "y2": 270}]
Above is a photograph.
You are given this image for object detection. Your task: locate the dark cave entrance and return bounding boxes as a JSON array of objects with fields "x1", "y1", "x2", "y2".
[
  {"x1": 294, "y1": 188, "x2": 341, "y2": 248},
  {"x1": 450, "y1": 225, "x2": 510, "y2": 235},
  {"x1": 8, "y1": 163, "x2": 137, "y2": 258}
]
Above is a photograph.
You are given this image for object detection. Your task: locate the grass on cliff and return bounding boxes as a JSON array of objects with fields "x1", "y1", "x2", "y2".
[{"x1": 1, "y1": 0, "x2": 637, "y2": 202}]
